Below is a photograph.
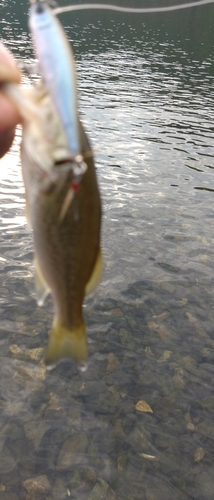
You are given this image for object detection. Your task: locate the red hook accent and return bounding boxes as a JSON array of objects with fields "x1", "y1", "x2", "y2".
[{"x1": 70, "y1": 181, "x2": 80, "y2": 192}]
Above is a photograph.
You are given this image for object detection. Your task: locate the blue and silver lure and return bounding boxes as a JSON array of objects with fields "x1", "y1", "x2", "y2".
[
  {"x1": 28, "y1": 0, "x2": 88, "y2": 217},
  {"x1": 29, "y1": 0, "x2": 81, "y2": 158}
]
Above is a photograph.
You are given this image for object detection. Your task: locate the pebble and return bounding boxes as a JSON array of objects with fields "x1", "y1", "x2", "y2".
[
  {"x1": 119, "y1": 328, "x2": 130, "y2": 345},
  {"x1": 161, "y1": 282, "x2": 175, "y2": 293},
  {"x1": 87, "y1": 478, "x2": 116, "y2": 500},
  {"x1": 193, "y1": 467, "x2": 214, "y2": 499},
  {"x1": 194, "y1": 447, "x2": 205, "y2": 462},
  {"x1": 112, "y1": 420, "x2": 126, "y2": 439},
  {"x1": 186, "y1": 312, "x2": 198, "y2": 323},
  {"x1": 117, "y1": 454, "x2": 127, "y2": 474},
  {"x1": 23, "y1": 475, "x2": 51, "y2": 495},
  {"x1": 135, "y1": 400, "x2": 153, "y2": 413},
  {"x1": 186, "y1": 422, "x2": 195, "y2": 431},
  {"x1": 109, "y1": 308, "x2": 123, "y2": 316},
  {"x1": 106, "y1": 353, "x2": 120, "y2": 372},
  {"x1": 158, "y1": 325, "x2": 170, "y2": 342},
  {"x1": 52, "y1": 478, "x2": 68, "y2": 500},
  {"x1": 57, "y1": 433, "x2": 89, "y2": 470},
  {"x1": 0, "y1": 446, "x2": 16, "y2": 474},
  {"x1": 24, "y1": 421, "x2": 49, "y2": 451},
  {"x1": 0, "y1": 494, "x2": 19, "y2": 500}
]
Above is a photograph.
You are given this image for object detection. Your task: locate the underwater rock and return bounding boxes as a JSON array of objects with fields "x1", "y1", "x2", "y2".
[
  {"x1": 87, "y1": 478, "x2": 116, "y2": 500},
  {"x1": 67, "y1": 466, "x2": 97, "y2": 494},
  {"x1": 186, "y1": 422, "x2": 195, "y2": 431},
  {"x1": 52, "y1": 478, "x2": 68, "y2": 500},
  {"x1": 119, "y1": 328, "x2": 130, "y2": 346},
  {"x1": 0, "y1": 494, "x2": 19, "y2": 500},
  {"x1": 106, "y1": 353, "x2": 120, "y2": 373},
  {"x1": 9, "y1": 345, "x2": 44, "y2": 362},
  {"x1": 0, "y1": 446, "x2": 16, "y2": 473},
  {"x1": 24, "y1": 421, "x2": 49, "y2": 451},
  {"x1": 117, "y1": 454, "x2": 127, "y2": 474},
  {"x1": 109, "y1": 308, "x2": 123, "y2": 317},
  {"x1": 126, "y1": 316, "x2": 137, "y2": 329},
  {"x1": 145, "y1": 490, "x2": 156, "y2": 500},
  {"x1": 118, "y1": 399, "x2": 135, "y2": 415},
  {"x1": 135, "y1": 400, "x2": 153, "y2": 413},
  {"x1": 193, "y1": 466, "x2": 214, "y2": 500},
  {"x1": 66, "y1": 408, "x2": 82, "y2": 429},
  {"x1": 112, "y1": 420, "x2": 126, "y2": 440},
  {"x1": 23, "y1": 475, "x2": 51, "y2": 496},
  {"x1": 194, "y1": 447, "x2": 205, "y2": 462},
  {"x1": 127, "y1": 423, "x2": 152, "y2": 454},
  {"x1": 57, "y1": 433, "x2": 89, "y2": 470},
  {"x1": 3, "y1": 422, "x2": 25, "y2": 441}
]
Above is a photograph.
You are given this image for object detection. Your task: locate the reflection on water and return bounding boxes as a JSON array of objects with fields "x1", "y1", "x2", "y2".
[{"x1": 0, "y1": 2, "x2": 214, "y2": 499}]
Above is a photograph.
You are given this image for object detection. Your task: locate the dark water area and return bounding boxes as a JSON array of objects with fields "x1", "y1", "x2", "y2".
[{"x1": 0, "y1": 1, "x2": 214, "y2": 499}]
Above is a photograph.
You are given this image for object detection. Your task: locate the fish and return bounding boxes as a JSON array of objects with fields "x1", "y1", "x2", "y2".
[
  {"x1": 3, "y1": 81, "x2": 102, "y2": 368},
  {"x1": 2, "y1": 2, "x2": 102, "y2": 369}
]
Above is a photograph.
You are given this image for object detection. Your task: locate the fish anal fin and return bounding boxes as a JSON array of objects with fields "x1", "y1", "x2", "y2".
[
  {"x1": 45, "y1": 321, "x2": 88, "y2": 366},
  {"x1": 34, "y1": 259, "x2": 50, "y2": 306},
  {"x1": 85, "y1": 249, "x2": 102, "y2": 296}
]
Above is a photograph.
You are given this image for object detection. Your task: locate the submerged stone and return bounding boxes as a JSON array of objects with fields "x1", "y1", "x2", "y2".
[
  {"x1": 52, "y1": 478, "x2": 67, "y2": 500},
  {"x1": 24, "y1": 420, "x2": 49, "y2": 451},
  {"x1": 87, "y1": 478, "x2": 116, "y2": 500},
  {"x1": 193, "y1": 466, "x2": 214, "y2": 499},
  {"x1": 106, "y1": 353, "x2": 120, "y2": 373},
  {"x1": 23, "y1": 475, "x2": 51, "y2": 495},
  {"x1": 57, "y1": 433, "x2": 89, "y2": 470},
  {"x1": 0, "y1": 494, "x2": 19, "y2": 500}
]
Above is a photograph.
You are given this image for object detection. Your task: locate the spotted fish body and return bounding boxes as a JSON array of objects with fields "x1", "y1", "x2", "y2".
[
  {"x1": 21, "y1": 87, "x2": 102, "y2": 367},
  {"x1": 2, "y1": 1, "x2": 102, "y2": 367}
]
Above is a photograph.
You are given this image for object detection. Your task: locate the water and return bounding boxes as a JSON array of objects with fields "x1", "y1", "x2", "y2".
[{"x1": 0, "y1": 1, "x2": 214, "y2": 499}]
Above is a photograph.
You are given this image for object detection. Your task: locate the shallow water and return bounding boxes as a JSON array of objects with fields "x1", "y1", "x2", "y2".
[{"x1": 0, "y1": 2, "x2": 214, "y2": 499}]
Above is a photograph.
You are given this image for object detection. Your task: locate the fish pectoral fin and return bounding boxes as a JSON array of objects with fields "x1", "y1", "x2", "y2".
[
  {"x1": 85, "y1": 249, "x2": 102, "y2": 296},
  {"x1": 34, "y1": 259, "x2": 50, "y2": 306},
  {"x1": 45, "y1": 321, "x2": 88, "y2": 366}
]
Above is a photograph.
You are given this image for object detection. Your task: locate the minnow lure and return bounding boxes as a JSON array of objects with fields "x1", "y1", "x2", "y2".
[
  {"x1": 29, "y1": 0, "x2": 89, "y2": 218},
  {"x1": 29, "y1": 0, "x2": 80, "y2": 158}
]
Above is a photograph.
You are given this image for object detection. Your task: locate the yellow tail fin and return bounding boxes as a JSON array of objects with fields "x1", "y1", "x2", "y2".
[{"x1": 45, "y1": 321, "x2": 88, "y2": 366}]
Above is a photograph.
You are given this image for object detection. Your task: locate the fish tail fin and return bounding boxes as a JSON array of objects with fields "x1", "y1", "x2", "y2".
[{"x1": 45, "y1": 321, "x2": 88, "y2": 368}]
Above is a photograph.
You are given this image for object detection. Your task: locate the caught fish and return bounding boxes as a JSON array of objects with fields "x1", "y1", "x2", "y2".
[{"x1": 2, "y1": 1, "x2": 102, "y2": 368}]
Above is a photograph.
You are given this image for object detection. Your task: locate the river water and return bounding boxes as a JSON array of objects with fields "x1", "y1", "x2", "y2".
[{"x1": 0, "y1": 1, "x2": 214, "y2": 499}]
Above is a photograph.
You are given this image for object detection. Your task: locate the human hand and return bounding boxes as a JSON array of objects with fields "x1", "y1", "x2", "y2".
[{"x1": 0, "y1": 42, "x2": 21, "y2": 158}]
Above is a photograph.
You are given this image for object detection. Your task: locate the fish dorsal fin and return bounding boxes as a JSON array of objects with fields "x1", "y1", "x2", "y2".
[
  {"x1": 34, "y1": 259, "x2": 50, "y2": 306},
  {"x1": 85, "y1": 249, "x2": 102, "y2": 296}
]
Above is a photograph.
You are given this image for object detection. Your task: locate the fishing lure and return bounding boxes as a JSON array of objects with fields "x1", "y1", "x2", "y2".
[
  {"x1": 29, "y1": 0, "x2": 81, "y2": 158},
  {"x1": 29, "y1": 0, "x2": 88, "y2": 217}
]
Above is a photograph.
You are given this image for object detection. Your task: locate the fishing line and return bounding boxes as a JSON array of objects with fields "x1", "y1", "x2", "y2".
[{"x1": 53, "y1": 0, "x2": 214, "y2": 16}]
